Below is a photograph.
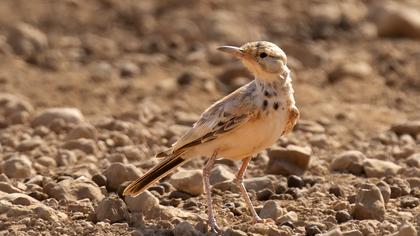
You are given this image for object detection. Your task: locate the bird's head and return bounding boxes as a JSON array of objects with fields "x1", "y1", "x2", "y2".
[{"x1": 218, "y1": 41, "x2": 289, "y2": 80}]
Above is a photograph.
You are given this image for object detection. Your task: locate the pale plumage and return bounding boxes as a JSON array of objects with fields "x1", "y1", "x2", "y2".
[{"x1": 123, "y1": 41, "x2": 299, "y2": 233}]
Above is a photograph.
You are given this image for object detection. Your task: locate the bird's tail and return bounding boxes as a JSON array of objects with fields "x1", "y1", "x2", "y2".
[{"x1": 123, "y1": 152, "x2": 187, "y2": 197}]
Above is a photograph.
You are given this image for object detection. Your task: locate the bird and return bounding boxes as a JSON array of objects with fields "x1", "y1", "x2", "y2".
[{"x1": 123, "y1": 41, "x2": 299, "y2": 233}]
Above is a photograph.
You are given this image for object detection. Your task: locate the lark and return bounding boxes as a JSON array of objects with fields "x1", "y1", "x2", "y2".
[{"x1": 123, "y1": 41, "x2": 299, "y2": 233}]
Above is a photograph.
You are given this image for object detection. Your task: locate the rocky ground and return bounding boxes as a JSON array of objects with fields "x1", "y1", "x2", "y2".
[{"x1": 0, "y1": 0, "x2": 420, "y2": 235}]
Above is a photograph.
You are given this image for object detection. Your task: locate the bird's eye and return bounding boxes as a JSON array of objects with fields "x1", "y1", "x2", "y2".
[{"x1": 259, "y1": 52, "x2": 268, "y2": 58}]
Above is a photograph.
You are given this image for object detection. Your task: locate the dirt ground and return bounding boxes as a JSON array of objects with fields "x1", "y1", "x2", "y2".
[{"x1": 0, "y1": 0, "x2": 419, "y2": 235}]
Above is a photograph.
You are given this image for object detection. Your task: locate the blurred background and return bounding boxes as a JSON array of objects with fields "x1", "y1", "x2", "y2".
[{"x1": 0, "y1": 0, "x2": 420, "y2": 235}]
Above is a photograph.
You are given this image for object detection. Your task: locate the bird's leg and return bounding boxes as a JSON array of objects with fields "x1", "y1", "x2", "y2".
[
  {"x1": 235, "y1": 156, "x2": 263, "y2": 224},
  {"x1": 203, "y1": 151, "x2": 221, "y2": 233}
]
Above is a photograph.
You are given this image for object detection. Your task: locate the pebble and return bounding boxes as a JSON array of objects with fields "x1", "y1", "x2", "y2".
[
  {"x1": 296, "y1": 120, "x2": 325, "y2": 133},
  {"x1": 210, "y1": 165, "x2": 235, "y2": 185},
  {"x1": 259, "y1": 200, "x2": 283, "y2": 220},
  {"x1": 0, "y1": 155, "x2": 34, "y2": 178},
  {"x1": 0, "y1": 93, "x2": 34, "y2": 121},
  {"x1": 62, "y1": 138, "x2": 97, "y2": 154},
  {"x1": 277, "y1": 211, "x2": 298, "y2": 224},
  {"x1": 328, "y1": 61, "x2": 372, "y2": 82},
  {"x1": 266, "y1": 145, "x2": 312, "y2": 176},
  {"x1": 103, "y1": 163, "x2": 142, "y2": 191},
  {"x1": 287, "y1": 175, "x2": 304, "y2": 188},
  {"x1": 89, "y1": 61, "x2": 115, "y2": 82},
  {"x1": 330, "y1": 150, "x2": 366, "y2": 175},
  {"x1": 391, "y1": 120, "x2": 420, "y2": 136},
  {"x1": 329, "y1": 185, "x2": 345, "y2": 198},
  {"x1": 31, "y1": 108, "x2": 84, "y2": 127},
  {"x1": 173, "y1": 222, "x2": 201, "y2": 236},
  {"x1": 16, "y1": 138, "x2": 43, "y2": 152},
  {"x1": 55, "y1": 149, "x2": 78, "y2": 166},
  {"x1": 223, "y1": 228, "x2": 247, "y2": 236},
  {"x1": 342, "y1": 230, "x2": 363, "y2": 236},
  {"x1": 0, "y1": 182, "x2": 23, "y2": 193},
  {"x1": 256, "y1": 188, "x2": 274, "y2": 201},
  {"x1": 373, "y1": 2, "x2": 420, "y2": 39},
  {"x1": 335, "y1": 210, "x2": 352, "y2": 223},
  {"x1": 43, "y1": 178, "x2": 104, "y2": 202},
  {"x1": 406, "y1": 153, "x2": 420, "y2": 168},
  {"x1": 124, "y1": 190, "x2": 159, "y2": 214},
  {"x1": 391, "y1": 223, "x2": 417, "y2": 236},
  {"x1": 169, "y1": 169, "x2": 203, "y2": 196},
  {"x1": 66, "y1": 123, "x2": 97, "y2": 140},
  {"x1": 92, "y1": 174, "x2": 107, "y2": 187},
  {"x1": 244, "y1": 176, "x2": 274, "y2": 192},
  {"x1": 305, "y1": 225, "x2": 322, "y2": 236},
  {"x1": 95, "y1": 195, "x2": 129, "y2": 223},
  {"x1": 400, "y1": 196, "x2": 419, "y2": 208},
  {"x1": 7, "y1": 23, "x2": 48, "y2": 59},
  {"x1": 352, "y1": 183, "x2": 385, "y2": 220},
  {"x1": 363, "y1": 158, "x2": 402, "y2": 178}
]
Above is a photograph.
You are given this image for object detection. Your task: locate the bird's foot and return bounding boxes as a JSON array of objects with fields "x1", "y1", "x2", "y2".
[{"x1": 209, "y1": 221, "x2": 222, "y2": 235}]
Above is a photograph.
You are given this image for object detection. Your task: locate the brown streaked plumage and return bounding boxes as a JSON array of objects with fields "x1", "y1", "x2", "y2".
[{"x1": 123, "y1": 41, "x2": 299, "y2": 233}]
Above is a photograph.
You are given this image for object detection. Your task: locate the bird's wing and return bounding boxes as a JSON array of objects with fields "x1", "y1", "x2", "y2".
[{"x1": 168, "y1": 82, "x2": 259, "y2": 155}]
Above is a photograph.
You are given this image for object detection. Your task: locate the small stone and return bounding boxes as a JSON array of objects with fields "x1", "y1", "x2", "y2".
[
  {"x1": 275, "y1": 184, "x2": 287, "y2": 194},
  {"x1": 89, "y1": 61, "x2": 115, "y2": 82},
  {"x1": 287, "y1": 175, "x2": 304, "y2": 188},
  {"x1": 92, "y1": 174, "x2": 107, "y2": 187},
  {"x1": 373, "y1": 3, "x2": 420, "y2": 39},
  {"x1": 406, "y1": 153, "x2": 420, "y2": 168},
  {"x1": 321, "y1": 228, "x2": 343, "y2": 236},
  {"x1": 43, "y1": 178, "x2": 104, "y2": 202},
  {"x1": 391, "y1": 223, "x2": 417, "y2": 236},
  {"x1": 342, "y1": 230, "x2": 363, "y2": 236},
  {"x1": 277, "y1": 211, "x2": 298, "y2": 224},
  {"x1": 103, "y1": 163, "x2": 142, "y2": 191},
  {"x1": 124, "y1": 190, "x2": 159, "y2": 214},
  {"x1": 266, "y1": 145, "x2": 312, "y2": 176},
  {"x1": 352, "y1": 183, "x2": 385, "y2": 220},
  {"x1": 176, "y1": 72, "x2": 193, "y2": 86},
  {"x1": 244, "y1": 176, "x2": 274, "y2": 192},
  {"x1": 169, "y1": 190, "x2": 193, "y2": 200},
  {"x1": 257, "y1": 188, "x2": 274, "y2": 201},
  {"x1": 210, "y1": 165, "x2": 235, "y2": 185},
  {"x1": 1, "y1": 155, "x2": 34, "y2": 178},
  {"x1": 376, "y1": 181, "x2": 391, "y2": 204},
  {"x1": 330, "y1": 150, "x2": 366, "y2": 175},
  {"x1": 391, "y1": 120, "x2": 420, "y2": 136},
  {"x1": 328, "y1": 61, "x2": 372, "y2": 82},
  {"x1": 16, "y1": 138, "x2": 43, "y2": 152},
  {"x1": 223, "y1": 228, "x2": 247, "y2": 236},
  {"x1": 66, "y1": 123, "x2": 97, "y2": 140},
  {"x1": 305, "y1": 225, "x2": 322, "y2": 236},
  {"x1": 36, "y1": 156, "x2": 56, "y2": 168},
  {"x1": 296, "y1": 120, "x2": 325, "y2": 133},
  {"x1": 385, "y1": 177, "x2": 411, "y2": 198},
  {"x1": 56, "y1": 149, "x2": 77, "y2": 166},
  {"x1": 260, "y1": 200, "x2": 283, "y2": 220},
  {"x1": 95, "y1": 195, "x2": 128, "y2": 223},
  {"x1": 363, "y1": 158, "x2": 402, "y2": 178},
  {"x1": 31, "y1": 108, "x2": 84, "y2": 127},
  {"x1": 280, "y1": 221, "x2": 295, "y2": 229},
  {"x1": 329, "y1": 185, "x2": 345, "y2": 198},
  {"x1": 149, "y1": 185, "x2": 165, "y2": 195},
  {"x1": 119, "y1": 62, "x2": 139, "y2": 78},
  {"x1": 400, "y1": 196, "x2": 419, "y2": 208},
  {"x1": 336, "y1": 210, "x2": 351, "y2": 224},
  {"x1": 62, "y1": 138, "x2": 97, "y2": 154},
  {"x1": 174, "y1": 221, "x2": 201, "y2": 236},
  {"x1": 7, "y1": 23, "x2": 48, "y2": 59},
  {"x1": 169, "y1": 170, "x2": 203, "y2": 196},
  {"x1": 0, "y1": 182, "x2": 23, "y2": 193}
]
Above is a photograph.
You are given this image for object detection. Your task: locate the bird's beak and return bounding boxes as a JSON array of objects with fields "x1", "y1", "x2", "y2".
[{"x1": 217, "y1": 46, "x2": 244, "y2": 58}]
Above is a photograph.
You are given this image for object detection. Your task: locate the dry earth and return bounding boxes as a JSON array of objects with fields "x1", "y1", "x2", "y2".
[{"x1": 0, "y1": 0, "x2": 419, "y2": 235}]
